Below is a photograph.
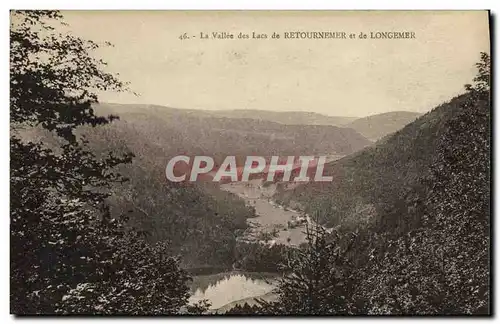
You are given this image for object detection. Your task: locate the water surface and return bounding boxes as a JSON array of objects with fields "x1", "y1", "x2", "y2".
[{"x1": 189, "y1": 272, "x2": 278, "y2": 310}]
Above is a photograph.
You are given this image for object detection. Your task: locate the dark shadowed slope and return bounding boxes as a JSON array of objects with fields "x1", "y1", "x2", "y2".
[
  {"x1": 272, "y1": 85, "x2": 490, "y2": 313},
  {"x1": 274, "y1": 92, "x2": 489, "y2": 233}
]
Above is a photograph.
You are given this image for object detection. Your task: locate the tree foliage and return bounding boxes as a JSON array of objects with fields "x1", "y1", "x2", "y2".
[
  {"x1": 258, "y1": 223, "x2": 358, "y2": 315},
  {"x1": 10, "y1": 10, "x2": 196, "y2": 314}
]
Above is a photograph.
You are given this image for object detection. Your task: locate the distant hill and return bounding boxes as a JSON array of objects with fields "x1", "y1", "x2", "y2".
[
  {"x1": 203, "y1": 109, "x2": 357, "y2": 126},
  {"x1": 93, "y1": 103, "x2": 371, "y2": 163},
  {"x1": 347, "y1": 111, "x2": 422, "y2": 141}
]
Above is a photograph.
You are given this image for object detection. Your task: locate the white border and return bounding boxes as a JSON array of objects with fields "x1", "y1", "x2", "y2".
[
  {"x1": 2, "y1": 1, "x2": 498, "y2": 323},
  {"x1": 1, "y1": 1, "x2": 497, "y2": 10}
]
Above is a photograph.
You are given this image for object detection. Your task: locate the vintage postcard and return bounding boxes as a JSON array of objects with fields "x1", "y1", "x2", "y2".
[{"x1": 10, "y1": 10, "x2": 491, "y2": 315}]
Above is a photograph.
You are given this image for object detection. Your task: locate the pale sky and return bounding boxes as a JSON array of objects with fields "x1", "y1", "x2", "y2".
[{"x1": 60, "y1": 10, "x2": 489, "y2": 117}]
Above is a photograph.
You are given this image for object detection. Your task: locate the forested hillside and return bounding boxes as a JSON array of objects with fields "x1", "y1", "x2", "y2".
[
  {"x1": 268, "y1": 53, "x2": 490, "y2": 314},
  {"x1": 275, "y1": 93, "x2": 481, "y2": 232}
]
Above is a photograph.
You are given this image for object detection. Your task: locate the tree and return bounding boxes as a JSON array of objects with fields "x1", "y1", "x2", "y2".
[
  {"x1": 465, "y1": 52, "x2": 490, "y2": 97},
  {"x1": 10, "y1": 10, "x2": 195, "y2": 314},
  {"x1": 226, "y1": 302, "x2": 263, "y2": 315},
  {"x1": 260, "y1": 223, "x2": 358, "y2": 315},
  {"x1": 56, "y1": 228, "x2": 193, "y2": 315}
]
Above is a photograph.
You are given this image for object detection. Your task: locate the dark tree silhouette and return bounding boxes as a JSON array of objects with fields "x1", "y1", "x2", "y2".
[
  {"x1": 258, "y1": 222, "x2": 357, "y2": 315},
  {"x1": 10, "y1": 10, "x2": 194, "y2": 314}
]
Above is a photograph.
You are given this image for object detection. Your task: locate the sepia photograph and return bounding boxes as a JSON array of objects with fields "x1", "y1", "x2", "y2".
[{"x1": 9, "y1": 10, "x2": 491, "y2": 316}]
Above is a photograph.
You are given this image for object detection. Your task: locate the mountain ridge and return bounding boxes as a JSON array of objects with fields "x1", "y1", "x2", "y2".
[{"x1": 347, "y1": 111, "x2": 422, "y2": 141}]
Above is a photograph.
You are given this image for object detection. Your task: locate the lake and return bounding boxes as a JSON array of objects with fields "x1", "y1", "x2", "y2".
[{"x1": 189, "y1": 271, "x2": 279, "y2": 311}]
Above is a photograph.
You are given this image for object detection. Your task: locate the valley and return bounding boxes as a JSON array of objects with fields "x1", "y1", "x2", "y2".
[
  {"x1": 221, "y1": 179, "x2": 308, "y2": 246},
  {"x1": 10, "y1": 10, "x2": 490, "y2": 316}
]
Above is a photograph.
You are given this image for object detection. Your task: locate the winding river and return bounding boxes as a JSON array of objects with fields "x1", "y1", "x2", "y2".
[{"x1": 188, "y1": 179, "x2": 311, "y2": 312}]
